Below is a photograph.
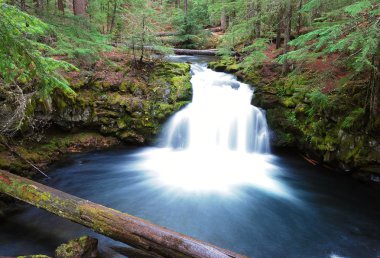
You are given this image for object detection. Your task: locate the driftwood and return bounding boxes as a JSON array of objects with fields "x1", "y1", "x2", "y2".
[
  {"x1": 0, "y1": 170, "x2": 246, "y2": 258},
  {"x1": 173, "y1": 49, "x2": 218, "y2": 56}
]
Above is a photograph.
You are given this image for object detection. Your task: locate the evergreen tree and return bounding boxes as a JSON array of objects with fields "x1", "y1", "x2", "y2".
[{"x1": 0, "y1": 3, "x2": 75, "y2": 135}]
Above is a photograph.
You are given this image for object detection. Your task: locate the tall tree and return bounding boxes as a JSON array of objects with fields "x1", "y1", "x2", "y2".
[
  {"x1": 73, "y1": 0, "x2": 86, "y2": 15},
  {"x1": 282, "y1": 0, "x2": 293, "y2": 74},
  {"x1": 57, "y1": 0, "x2": 65, "y2": 14}
]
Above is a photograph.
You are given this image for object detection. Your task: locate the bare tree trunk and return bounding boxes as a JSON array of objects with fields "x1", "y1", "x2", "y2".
[
  {"x1": 57, "y1": 0, "x2": 64, "y2": 15},
  {"x1": 20, "y1": 0, "x2": 27, "y2": 11},
  {"x1": 0, "y1": 170, "x2": 246, "y2": 258},
  {"x1": 221, "y1": 7, "x2": 228, "y2": 32},
  {"x1": 368, "y1": 54, "x2": 380, "y2": 124},
  {"x1": 282, "y1": 1, "x2": 293, "y2": 74},
  {"x1": 296, "y1": 0, "x2": 303, "y2": 35},
  {"x1": 109, "y1": 0, "x2": 117, "y2": 33},
  {"x1": 184, "y1": 0, "x2": 188, "y2": 15},
  {"x1": 34, "y1": 0, "x2": 44, "y2": 14},
  {"x1": 255, "y1": 1, "x2": 261, "y2": 38},
  {"x1": 139, "y1": 16, "x2": 146, "y2": 63},
  {"x1": 73, "y1": 0, "x2": 86, "y2": 16},
  {"x1": 106, "y1": 0, "x2": 111, "y2": 32},
  {"x1": 276, "y1": 9, "x2": 284, "y2": 49}
]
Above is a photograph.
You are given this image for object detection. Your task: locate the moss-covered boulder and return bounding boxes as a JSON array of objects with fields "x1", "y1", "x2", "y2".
[
  {"x1": 55, "y1": 236, "x2": 98, "y2": 258},
  {"x1": 208, "y1": 60, "x2": 380, "y2": 182},
  {"x1": 53, "y1": 62, "x2": 192, "y2": 144}
]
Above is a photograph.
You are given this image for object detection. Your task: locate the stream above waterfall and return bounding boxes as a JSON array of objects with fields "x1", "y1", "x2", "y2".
[{"x1": 0, "y1": 56, "x2": 380, "y2": 258}]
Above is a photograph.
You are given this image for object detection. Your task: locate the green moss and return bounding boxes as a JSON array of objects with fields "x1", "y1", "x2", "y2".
[
  {"x1": 281, "y1": 97, "x2": 297, "y2": 108},
  {"x1": 341, "y1": 108, "x2": 366, "y2": 131}
]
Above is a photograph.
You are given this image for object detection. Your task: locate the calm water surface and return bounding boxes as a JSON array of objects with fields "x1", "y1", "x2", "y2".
[{"x1": 0, "y1": 148, "x2": 379, "y2": 258}]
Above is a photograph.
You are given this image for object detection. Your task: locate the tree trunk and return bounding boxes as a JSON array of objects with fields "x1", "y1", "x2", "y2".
[
  {"x1": 368, "y1": 54, "x2": 380, "y2": 124},
  {"x1": 276, "y1": 9, "x2": 284, "y2": 49},
  {"x1": 221, "y1": 7, "x2": 228, "y2": 32},
  {"x1": 255, "y1": 2, "x2": 261, "y2": 38},
  {"x1": 184, "y1": 0, "x2": 188, "y2": 15},
  {"x1": 0, "y1": 170, "x2": 246, "y2": 258},
  {"x1": 282, "y1": 2, "x2": 293, "y2": 74},
  {"x1": 109, "y1": 0, "x2": 117, "y2": 33},
  {"x1": 57, "y1": 0, "x2": 64, "y2": 15},
  {"x1": 34, "y1": 0, "x2": 44, "y2": 14},
  {"x1": 296, "y1": 0, "x2": 303, "y2": 35},
  {"x1": 20, "y1": 0, "x2": 26, "y2": 11},
  {"x1": 139, "y1": 16, "x2": 146, "y2": 63},
  {"x1": 73, "y1": 0, "x2": 86, "y2": 16},
  {"x1": 173, "y1": 48, "x2": 219, "y2": 55}
]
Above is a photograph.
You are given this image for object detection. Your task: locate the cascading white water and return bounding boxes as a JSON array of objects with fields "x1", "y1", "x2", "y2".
[
  {"x1": 136, "y1": 61, "x2": 288, "y2": 195},
  {"x1": 160, "y1": 64, "x2": 270, "y2": 153}
]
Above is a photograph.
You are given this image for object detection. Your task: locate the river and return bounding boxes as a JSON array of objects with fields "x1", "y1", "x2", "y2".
[{"x1": 1, "y1": 56, "x2": 380, "y2": 258}]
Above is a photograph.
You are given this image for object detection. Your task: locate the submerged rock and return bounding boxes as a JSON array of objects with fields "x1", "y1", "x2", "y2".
[{"x1": 55, "y1": 236, "x2": 98, "y2": 258}]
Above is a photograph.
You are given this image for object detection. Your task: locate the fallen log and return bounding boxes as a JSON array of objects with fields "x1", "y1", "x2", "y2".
[
  {"x1": 0, "y1": 170, "x2": 246, "y2": 258},
  {"x1": 173, "y1": 49, "x2": 218, "y2": 56},
  {"x1": 156, "y1": 31, "x2": 179, "y2": 37}
]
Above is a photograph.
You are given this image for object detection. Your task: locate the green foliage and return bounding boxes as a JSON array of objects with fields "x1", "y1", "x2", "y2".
[
  {"x1": 307, "y1": 89, "x2": 329, "y2": 116},
  {"x1": 341, "y1": 108, "x2": 366, "y2": 130},
  {"x1": 123, "y1": 1, "x2": 172, "y2": 62},
  {"x1": 172, "y1": 9, "x2": 210, "y2": 49},
  {"x1": 239, "y1": 38, "x2": 269, "y2": 72},
  {"x1": 280, "y1": 1, "x2": 380, "y2": 73},
  {"x1": 47, "y1": 15, "x2": 113, "y2": 63},
  {"x1": 0, "y1": 3, "x2": 75, "y2": 96}
]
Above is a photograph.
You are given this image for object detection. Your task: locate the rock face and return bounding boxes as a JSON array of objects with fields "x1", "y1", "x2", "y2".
[
  {"x1": 55, "y1": 236, "x2": 98, "y2": 258},
  {"x1": 209, "y1": 60, "x2": 380, "y2": 182},
  {"x1": 53, "y1": 62, "x2": 192, "y2": 144}
]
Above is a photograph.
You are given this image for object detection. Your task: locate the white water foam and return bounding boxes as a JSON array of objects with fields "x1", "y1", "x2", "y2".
[{"x1": 135, "y1": 64, "x2": 288, "y2": 195}]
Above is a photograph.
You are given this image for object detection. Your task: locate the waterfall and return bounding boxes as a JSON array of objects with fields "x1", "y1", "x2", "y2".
[
  {"x1": 160, "y1": 64, "x2": 270, "y2": 153},
  {"x1": 136, "y1": 61, "x2": 286, "y2": 194}
]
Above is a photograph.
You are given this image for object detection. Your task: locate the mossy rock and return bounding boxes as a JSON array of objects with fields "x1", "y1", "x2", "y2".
[{"x1": 55, "y1": 236, "x2": 98, "y2": 258}]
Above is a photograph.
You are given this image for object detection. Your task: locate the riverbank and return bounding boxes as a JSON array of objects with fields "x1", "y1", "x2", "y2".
[
  {"x1": 0, "y1": 53, "x2": 194, "y2": 218},
  {"x1": 209, "y1": 55, "x2": 380, "y2": 183}
]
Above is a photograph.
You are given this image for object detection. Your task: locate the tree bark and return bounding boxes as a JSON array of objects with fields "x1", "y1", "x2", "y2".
[
  {"x1": 221, "y1": 7, "x2": 228, "y2": 32},
  {"x1": 0, "y1": 170, "x2": 246, "y2": 258},
  {"x1": 368, "y1": 54, "x2": 380, "y2": 124},
  {"x1": 73, "y1": 0, "x2": 86, "y2": 16},
  {"x1": 282, "y1": 2, "x2": 293, "y2": 74},
  {"x1": 57, "y1": 0, "x2": 65, "y2": 15},
  {"x1": 173, "y1": 48, "x2": 218, "y2": 56},
  {"x1": 34, "y1": 0, "x2": 44, "y2": 14},
  {"x1": 296, "y1": 0, "x2": 303, "y2": 35},
  {"x1": 109, "y1": 0, "x2": 117, "y2": 33},
  {"x1": 255, "y1": 2, "x2": 261, "y2": 38},
  {"x1": 184, "y1": 0, "x2": 188, "y2": 15},
  {"x1": 276, "y1": 9, "x2": 284, "y2": 49},
  {"x1": 20, "y1": 0, "x2": 26, "y2": 11}
]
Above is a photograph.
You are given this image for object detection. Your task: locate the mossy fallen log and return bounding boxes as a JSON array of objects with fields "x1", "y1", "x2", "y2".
[
  {"x1": 173, "y1": 49, "x2": 218, "y2": 56},
  {"x1": 0, "y1": 170, "x2": 246, "y2": 258}
]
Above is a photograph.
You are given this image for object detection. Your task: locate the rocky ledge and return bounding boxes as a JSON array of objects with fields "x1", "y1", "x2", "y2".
[{"x1": 209, "y1": 59, "x2": 380, "y2": 182}]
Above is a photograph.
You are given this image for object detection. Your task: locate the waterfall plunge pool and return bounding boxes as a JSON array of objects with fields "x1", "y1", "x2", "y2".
[{"x1": 0, "y1": 56, "x2": 380, "y2": 258}]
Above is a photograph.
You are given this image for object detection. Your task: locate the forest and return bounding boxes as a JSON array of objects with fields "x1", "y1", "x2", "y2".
[{"x1": 0, "y1": 0, "x2": 380, "y2": 257}]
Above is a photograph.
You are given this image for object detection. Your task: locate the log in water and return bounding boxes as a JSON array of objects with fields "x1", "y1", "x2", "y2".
[{"x1": 0, "y1": 170, "x2": 246, "y2": 258}]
